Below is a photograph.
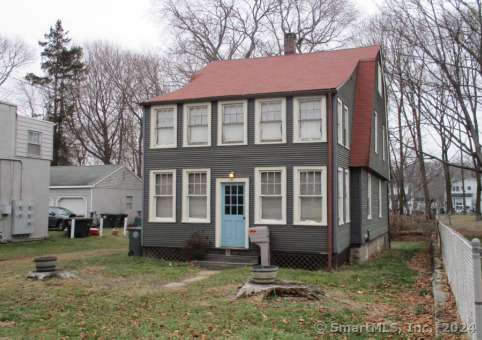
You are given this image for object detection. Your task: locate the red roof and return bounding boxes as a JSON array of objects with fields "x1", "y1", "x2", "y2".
[
  {"x1": 350, "y1": 59, "x2": 376, "y2": 167},
  {"x1": 145, "y1": 45, "x2": 380, "y2": 103}
]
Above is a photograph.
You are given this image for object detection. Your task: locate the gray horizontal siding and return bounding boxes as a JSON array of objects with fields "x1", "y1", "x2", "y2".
[
  {"x1": 361, "y1": 168, "x2": 389, "y2": 243},
  {"x1": 16, "y1": 116, "x2": 53, "y2": 161},
  {"x1": 350, "y1": 168, "x2": 363, "y2": 244},
  {"x1": 143, "y1": 96, "x2": 329, "y2": 253},
  {"x1": 95, "y1": 167, "x2": 141, "y2": 190}
]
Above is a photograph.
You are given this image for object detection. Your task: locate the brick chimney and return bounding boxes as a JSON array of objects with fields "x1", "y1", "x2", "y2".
[{"x1": 284, "y1": 33, "x2": 297, "y2": 55}]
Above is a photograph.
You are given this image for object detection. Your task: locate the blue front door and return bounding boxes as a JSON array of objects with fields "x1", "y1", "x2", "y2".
[{"x1": 221, "y1": 183, "x2": 245, "y2": 247}]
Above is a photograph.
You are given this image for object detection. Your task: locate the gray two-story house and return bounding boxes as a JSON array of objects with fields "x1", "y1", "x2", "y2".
[{"x1": 140, "y1": 40, "x2": 389, "y2": 270}]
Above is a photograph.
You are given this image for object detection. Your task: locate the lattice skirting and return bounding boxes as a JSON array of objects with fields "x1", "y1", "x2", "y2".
[
  {"x1": 334, "y1": 247, "x2": 351, "y2": 269},
  {"x1": 143, "y1": 246, "x2": 187, "y2": 262}
]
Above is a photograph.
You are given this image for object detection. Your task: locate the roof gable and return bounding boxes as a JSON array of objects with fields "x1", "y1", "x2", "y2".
[
  {"x1": 50, "y1": 165, "x2": 124, "y2": 187},
  {"x1": 145, "y1": 45, "x2": 380, "y2": 103}
]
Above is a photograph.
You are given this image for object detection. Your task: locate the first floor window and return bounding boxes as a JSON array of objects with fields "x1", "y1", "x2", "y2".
[
  {"x1": 28, "y1": 130, "x2": 41, "y2": 156},
  {"x1": 379, "y1": 179, "x2": 383, "y2": 218},
  {"x1": 368, "y1": 173, "x2": 372, "y2": 219},
  {"x1": 382, "y1": 125, "x2": 386, "y2": 161},
  {"x1": 187, "y1": 105, "x2": 209, "y2": 145},
  {"x1": 126, "y1": 196, "x2": 133, "y2": 209},
  {"x1": 294, "y1": 166, "x2": 327, "y2": 225},
  {"x1": 149, "y1": 170, "x2": 175, "y2": 222},
  {"x1": 338, "y1": 168, "x2": 344, "y2": 224},
  {"x1": 345, "y1": 169, "x2": 350, "y2": 223},
  {"x1": 183, "y1": 169, "x2": 210, "y2": 222},
  {"x1": 255, "y1": 167, "x2": 286, "y2": 224},
  {"x1": 152, "y1": 106, "x2": 176, "y2": 147}
]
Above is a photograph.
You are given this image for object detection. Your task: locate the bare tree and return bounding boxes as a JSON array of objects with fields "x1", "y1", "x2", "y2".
[{"x1": 0, "y1": 35, "x2": 33, "y2": 88}]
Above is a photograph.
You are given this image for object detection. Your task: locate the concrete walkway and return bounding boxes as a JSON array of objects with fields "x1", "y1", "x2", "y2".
[{"x1": 163, "y1": 270, "x2": 220, "y2": 288}]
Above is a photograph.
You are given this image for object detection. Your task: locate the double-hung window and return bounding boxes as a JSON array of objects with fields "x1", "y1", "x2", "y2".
[
  {"x1": 255, "y1": 98, "x2": 286, "y2": 144},
  {"x1": 126, "y1": 196, "x2": 133, "y2": 210},
  {"x1": 345, "y1": 169, "x2": 350, "y2": 223},
  {"x1": 149, "y1": 170, "x2": 176, "y2": 222},
  {"x1": 27, "y1": 130, "x2": 42, "y2": 156},
  {"x1": 183, "y1": 169, "x2": 210, "y2": 223},
  {"x1": 184, "y1": 103, "x2": 211, "y2": 146},
  {"x1": 218, "y1": 100, "x2": 247, "y2": 145},
  {"x1": 151, "y1": 105, "x2": 176, "y2": 148},
  {"x1": 374, "y1": 111, "x2": 378, "y2": 154},
  {"x1": 367, "y1": 173, "x2": 372, "y2": 219},
  {"x1": 293, "y1": 166, "x2": 327, "y2": 225},
  {"x1": 338, "y1": 168, "x2": 344, "y2": 224},
  {"x1": 382, "y1": 125, "x2": 386, "y2": 161},
  {"x1": 378, "y1": 62, "x2": 383, "y2": 96},
  {"x1": 344, "y1": 104, "x2": 349, "y2": 148},
  {"x1": 379, "y1": 179, "x2": 383, "y2": 218},
  {"x1": 337, "y1": 99, "x2": 343, "y2": 145},
  {"x1": 255, "y1": 167, "x2": 286, "y2": 224},
  {"x1": 293, "y1": 96, "x2": 327, "y2": 142}
]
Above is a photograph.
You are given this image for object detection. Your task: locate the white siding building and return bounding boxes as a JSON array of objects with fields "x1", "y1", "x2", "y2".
[
  {"x1": 0, "y1": 102, "x2": 54, "y2": 241},
  {"x1": 450, "y1": 178, "x2": 478, "y2": 212}
]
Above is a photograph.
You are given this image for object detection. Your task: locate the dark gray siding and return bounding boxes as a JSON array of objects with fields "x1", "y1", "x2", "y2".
[
  {"x1": 335, "y1": 69, "x2": 357, "y2": 252},
  {"x1": 368, "y1": 53, "x2": 390, "y2": 179},
  {"x1": 143, "y1": 96, "x2": 330, "y2": 253},
  {"x1": 361, "y1": 168, "x2": 389, "y2": 243},
  {"x1": 350, "y1": 168, "x2": 363, "y2": 244}
]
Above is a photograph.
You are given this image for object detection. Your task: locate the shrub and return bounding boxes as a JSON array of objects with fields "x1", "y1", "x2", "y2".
[{"x1": 183, "y1": 230, "x2": 209, "y2": 261}]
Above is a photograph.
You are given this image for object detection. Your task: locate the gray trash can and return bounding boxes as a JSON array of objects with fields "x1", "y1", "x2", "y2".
[{"x1": 128, "y1": 227, "x2": 142, "y2": 256}]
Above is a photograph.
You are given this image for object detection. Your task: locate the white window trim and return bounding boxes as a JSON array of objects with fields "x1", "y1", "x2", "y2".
[
  {"x1": 293, "y1": 166, "x2": 327, "y2": 226},
  {"x1": 27, "y1": 130, "x2": 42, "y2": 157},
  {"x1": 254, "y1": 97, "x2": 287, "y2": 144},
  {"x1": 368, "y1": 173, "x2": 372, "y2": 220},
  {"x1": 215, "y1": 177, "x2": 250, "y2": 249},
  {"x1": 150, "y1": 105, "x2": 177, "y2": 149},
  {"x1": 149, "y1": 169, "x2": 176, "y2": 223},
  {"x1": 217, "y1": 100, "x2": 248, "y2": 146},
  {"x1": 345, "y1": 169, "x2": 350, "y2": 223},
  {"x1": 254, "y1": 166, "x2": 287, "y2": 225},
  {"x1": 374, "y1": 111, "x2": 378, "y2": 154},
  {"x1": 183, "y1": 102, "x2": 212, "y2": 147},
  {"x1": 338, "y1": 168, "x2": 344, "y2": 225},
  {"x1": 382, "y1": 125, "x2": 386, "y2": 161},
  {"x1": 337, "y1": 98, "x2": 343, "y2": 145},
  {"x1": 379, "y1": 178, "x2": 383, "y2": 218},
  {"x1": 182, "y1": 168, "x2": 211, "y2": 223},
  {"x1": 293, "y1": 95, "x2": 327, "y2": 143},
  {"x1": 344, "y1": 104, "x2": 350, "y2": 149}
]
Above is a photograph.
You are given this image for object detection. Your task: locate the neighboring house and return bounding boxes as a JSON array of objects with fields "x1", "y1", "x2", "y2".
[
  {"x1": 49, "y1": 165, "x2": 142, "y2": 223},
  {"x1": 0, "y1": 102, "x2": 54, "y2": 241},
  {"x1": 389, "y1": 183, "x2": 414, "y2": 214},
  {"x1": 140, "y1": 37, "x2": 389, "y2": 270},
  {"x1": 448, "y1": 178, "x2": 478, "y2": 212}
]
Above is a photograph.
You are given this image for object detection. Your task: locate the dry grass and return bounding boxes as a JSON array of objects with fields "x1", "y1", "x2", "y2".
[{"x1": 440, "y1": 214, "x2": 482, "y2": 232}]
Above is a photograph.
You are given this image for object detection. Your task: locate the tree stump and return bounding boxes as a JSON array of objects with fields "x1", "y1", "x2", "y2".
[{"x1": 237, "y1": 280, "x2": 325, "y2": 300}]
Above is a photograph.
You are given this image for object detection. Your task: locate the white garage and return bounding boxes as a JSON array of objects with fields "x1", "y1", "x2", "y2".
[{"x1": 57, "y1": 197, "x2": 88, "y2": 216}]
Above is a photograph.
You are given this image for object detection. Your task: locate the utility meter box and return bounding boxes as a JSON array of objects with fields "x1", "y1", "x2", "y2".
[
  {"x1": 249, "y1": 226, "x2": 269, "y2": 243},
  {"x1": 12, "y1": 200, "x2": 34, "y2": 235}
]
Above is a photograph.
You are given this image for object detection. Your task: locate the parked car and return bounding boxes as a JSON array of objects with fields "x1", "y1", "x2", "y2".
[{"x1": 48, "y1": 207, "x2": 76, "y2": 231}]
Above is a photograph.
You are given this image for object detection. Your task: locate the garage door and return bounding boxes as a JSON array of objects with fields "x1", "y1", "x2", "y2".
[{"x1": 57, "y1": 198, "x2": 87, "y2": 217}]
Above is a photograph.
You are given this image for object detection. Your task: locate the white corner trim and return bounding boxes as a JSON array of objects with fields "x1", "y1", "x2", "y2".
[
  {"x1": 182, "y1": 102, "x2": 212, "y2": 147},
  {"x1": 254, "y1": 97, "x2": 287, "y2": 145},
  {"x1": 293, "y1": 95, "x2": 327, "y2": 143},
  {"x1": 181, "y1": 168, "x2": 211, "y2": 223},
  {"x1": 150, "y1": 104, "x2": 177, "y2": 149},
  {"x1": 148, "y1": 169, "x2": 176, "y2": 223},
  {"x1": 293, "y1": 166, "x2": 327, "y2": 226},
  {"x1": 217, "y1": 99, "x2": 248, "y2": 146},
  {"x1": 215, "y1": 177, "x2": 250, "y2": 248},
  {"x1": 254, "y1": 166, "x2": 287, "y2": 225}
]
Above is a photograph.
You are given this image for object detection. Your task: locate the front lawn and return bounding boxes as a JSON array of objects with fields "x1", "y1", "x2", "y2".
[{"x1": 0, "y1": 236, "x2": 433, "y2": 339}]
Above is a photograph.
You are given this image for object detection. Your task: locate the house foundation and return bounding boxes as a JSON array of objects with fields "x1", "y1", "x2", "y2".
[{"x1": 349, "y1": 233, "x2": 388, "y2": 264}]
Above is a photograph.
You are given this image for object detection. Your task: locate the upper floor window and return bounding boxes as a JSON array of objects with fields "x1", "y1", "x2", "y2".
[
  {"x1": 293, "y1": 166, "x2": 327, "y2": 226},
  {"x1": 293, "y1": 96, "x2": 327, "y2": 143},
  {"x1": 337, "y1": 98, "x2": 343, "y2": 145},
  {"x1": 374, "y1": 111, "x2": 378, "y2": 154},
  {"x1": 184, "y1": 103, "x2": 211, "y2": 147},
  {"x1": 151, "y1": 105, "x2": 176, "y2": 148},
  {"x1": 344, "y1": 104, "x2": 350, "y2": 148},
  {"x1": 378, "y1": 62, "x2": 383, "y2": 96},
  {"x1": 255, "y1": 167, "x2": 286, "y2": 224},
  {"x1": 218, "y1": 100, "x2": 247, "y2": 145},
  {"x1": 254, "y1": 98, "x2": 286, "y2": 144},
  {"x1": 182, "y1": 169, "x2": 211, "y2": 223},
  {"x1": 27, "y1": 130, "x2": 41, "y2": 156},
  {"x1": 149, "y1": 170, "x2": 176, "y2": 222}
]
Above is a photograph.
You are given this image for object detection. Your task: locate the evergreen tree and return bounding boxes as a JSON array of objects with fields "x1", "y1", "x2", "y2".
[{"x1": 26, "y1": 20, "x2": 85, "y2": 165}]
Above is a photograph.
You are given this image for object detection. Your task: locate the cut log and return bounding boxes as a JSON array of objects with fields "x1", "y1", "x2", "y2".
[
  {"x1": 26, "y1": 269, "x2": 77, "y2": 280},
  {"x1": 237, "y1": 280, "x2": 325, "y2": 300}
]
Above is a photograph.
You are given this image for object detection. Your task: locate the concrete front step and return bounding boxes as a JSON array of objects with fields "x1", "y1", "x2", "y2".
[
  {"x1": 192, "y1": 260, "x2": 256, "y2": 270},
  {"x1": 203, "y1": 254, "x2": 259, "y2": 263}
]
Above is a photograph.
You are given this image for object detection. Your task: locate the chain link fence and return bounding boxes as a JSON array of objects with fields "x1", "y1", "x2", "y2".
[{"x1": 437, "y1": 219, "x2": 482, "y2": 340}]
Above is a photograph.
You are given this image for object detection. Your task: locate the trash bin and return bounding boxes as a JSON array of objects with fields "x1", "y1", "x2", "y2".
[
  {"x1": 128, "y1": 227, "x2": 142, "y2": 256},
  {"x1": 100, "y1": 214, "x2": 128, "y2": 228},
  {"x1": 116, "y1": 214, "x2": 128, "y2": 228},
  {"x1": 65, "y1": 218, "x2": 93, "y2": 238}
]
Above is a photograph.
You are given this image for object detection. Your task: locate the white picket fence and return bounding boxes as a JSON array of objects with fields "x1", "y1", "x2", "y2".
[{"x1": 436, "y1": 219, "x2": 482, "y2": 339}]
